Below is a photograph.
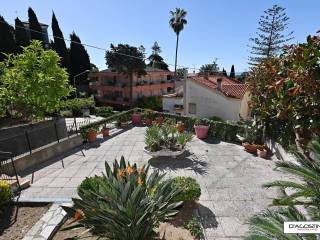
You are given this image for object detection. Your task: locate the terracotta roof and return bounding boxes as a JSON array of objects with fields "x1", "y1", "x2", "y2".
[
  {"x1": 221, "y1": 84, "x2": 248, "y2": 98},
  {"x1": 189, "y1": 75, "x2": 248, "y2": 99}
]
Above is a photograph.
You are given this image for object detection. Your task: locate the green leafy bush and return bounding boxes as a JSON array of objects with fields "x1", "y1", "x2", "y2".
[
  {"x1": 63, "y1": 157, "x2": 182, "y2": 240},
  {"x1": 95, "y1": 106, "x2": 113, "y2": 117},
  {"x1": 171, "y1": 177, "x2": 201, "y2": 202},
  {"x1": 135, "y1": 96, "x2": 162, "y2": 111},
  {"x1": 60, "y1": 97, "x2": 95, "y2": 117},
  {"x1": 185, "y1": 216, "x2": 204, "y2": 239},
  {"x1": 60, "y1": 110, "x2": 73, "y2": 118},
  {"x1": 209, "y1": 116, "x2": 224, "y2": 122},
  {"x1": 0, "y1": 180, "x2": 11, "y2": 207},
  {"x1": 0, "y1": 40, "x2": 72, "y2": 120}
]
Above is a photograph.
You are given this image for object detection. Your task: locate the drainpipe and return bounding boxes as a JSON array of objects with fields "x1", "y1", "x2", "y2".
[{"x1": 183, "y1": 69, "x2": 187, "y2": 115}]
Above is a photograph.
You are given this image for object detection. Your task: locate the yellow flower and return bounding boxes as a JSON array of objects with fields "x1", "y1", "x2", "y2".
[
  {"x1": 137, "y1": 166, "x2": 144, "y2": 175},
  {"x1": 126, "y1": 164, "x2": 133, "y2": 175},
  {"x1": 137, "y1": 177, "x2": 143, "y2": 185},
  {"x1": 117, "y1": 168, "x2": 126, "y2": 178}
]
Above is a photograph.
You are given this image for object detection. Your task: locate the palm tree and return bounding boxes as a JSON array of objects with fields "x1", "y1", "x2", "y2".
[
  {"x1": 263, "y1": 137, "x2": 320, "y2": 217},
  {"x1": 169, "y1": 8, "x2": 187, "y2": 79}
]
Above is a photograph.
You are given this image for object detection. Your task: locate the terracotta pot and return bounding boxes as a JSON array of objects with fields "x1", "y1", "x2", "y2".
[
  {"x1": 257, "y1": 148, "x2": 268, "y2": 158},
  {"x1": 156, "y1": 116, "x2": 164, "y2": 126},
  {"x1": 102, "y1": 128, "x2": 109, "y2": 138},
  {"x1": 242, "y1": 142, "x2": 257, "y2": 153},
  {"x1": 194, "y1": 125, "x2": 209, "y2": 139},
  {"x1": 132, "y1": 113, "x2": 141, "y2": 125},
  {"x1": 87, "y1": 130, "x2": 97, "y2": 142},
  {"x1": 176, "y1": 122, "x2": 185, "y2": 133},
  {"x1": 145, "y1": 118, "x2": 152, "y2": 126}
]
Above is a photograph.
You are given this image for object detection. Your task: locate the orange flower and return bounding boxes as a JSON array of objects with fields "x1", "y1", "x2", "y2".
[
  {"x1": 137, "y1": 177, "x2": 143, "y2": 185},
  {"x1": 117, "y1": 168, "x2": 126, "y2": 178},
  {"x1": 126, "y1": 164, "x2": 133, "y2": 175},
  {"x1": 74, "y1": 210, "x2": 83, "y2": 220},
  {"x1": 137, "y1": 166, "x2": 144, "y2": 175}
]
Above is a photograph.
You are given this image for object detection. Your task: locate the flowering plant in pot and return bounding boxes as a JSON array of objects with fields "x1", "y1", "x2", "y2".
[
  {"x1": 143, "y1": 110, "x2": 156, "y2": 126},
  {"x1": 132, "y1": 110, "x2": 142, "y2": 125},
  {"x1": 86, "y1": 127, "x2": 98, "y2": 142},
  {"x1": 241, "y1": 121, "x2": 264, "y2": 154},
  {"x1": 155, "y1": 115, "x2": 164, "y2": 126},
  {"x1": 101, "y1": 124, "x2": 110, "y2": 138},
  {"x1": 194, "y1": 118, "x2": 209, "y2": 139},
  {"x1": 176, "y1": 121, "x2": 185, "y2": 133}
]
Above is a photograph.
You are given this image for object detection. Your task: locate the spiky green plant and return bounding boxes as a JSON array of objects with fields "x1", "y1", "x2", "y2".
[
  {"x1": 63, "y1": 157, "x2": 182, "y2": 240},
  {"x1": 246, "y1": 206, "x2": 317, "y2": 240},
  {"x1": 263, "y1": 137, "x2": 320, "y2": 219}
]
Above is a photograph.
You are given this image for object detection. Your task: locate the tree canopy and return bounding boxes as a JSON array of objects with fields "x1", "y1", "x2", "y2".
[
  {"x1": 248, "y1": 5, "x2": 293, "y2": 65},
  {"x1": 0, "y1": 15, "x2": 15, "y2": 61},
  {"x1": 69, "y1": 32, "x2": 91, "y2": 84},
  {"x1": 147, "y1": 41, "x2": 169, "y2": 70},
  {"x1": 52, "y1": 12, "x2": 70, "y2": 73},
  {"x1": 15, "y1": 17, "x2": 30, "y2": 53},
  {"x1": 0, "y1": 41, "x2": 72, "y2": 120},
  {"x1": 199, "y1": 60, "x2": 219, "y2": 75},
  {"x1": 28, "y1": 7, "x2": 45, "y2": 45},
  {"x1": 247, "y1": 34, "x2": 320, "y2": 153}
]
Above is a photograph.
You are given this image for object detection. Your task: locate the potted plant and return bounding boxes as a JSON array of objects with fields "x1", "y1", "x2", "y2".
[
  {"x1": 144, "y1": 122, "x2": 192, "y2": 158},
  {"x1": 176, "y1": 121, "x2": 185, "y2": 133},
  {"x1": 87, "y1": 127, "x2": 97, "y2": 142},
  {"x1": 156, "y1": 115, "x2": 164, "y2": 126},
  {"x1": 143, "y1": 110, "x2": 155, "y2": 126},
  {"x1": 194, "y1": 119, "x2": 209, "y2": 139},
  {"x1": 132, "y1": 111, "x2": 142, "y2": 125},
  {"x1": 256, "y1": 145, "x2": 268, "y2": 158},
  {"x1": 242, "y1": 121, "x2": 264, "y2": 154},
  {"x1": 101, "y1": 124, "x2": 110, "y2": 138}
]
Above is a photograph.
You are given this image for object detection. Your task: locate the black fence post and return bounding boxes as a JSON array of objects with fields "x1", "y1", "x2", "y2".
[
  {"x1": 54, "y1": 122, "x2": 60, "y2": 143},
  {"x1": 74, "y1": 117, "x2": 78, "y2": 135},
  {"x1": 25, "y1": 131, "x2": 32, "y2": 154}
]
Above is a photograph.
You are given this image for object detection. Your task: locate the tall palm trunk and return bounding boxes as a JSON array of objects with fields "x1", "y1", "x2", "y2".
[{"x1": 174, "y1": 33, "x2": 179, "y2": 79}]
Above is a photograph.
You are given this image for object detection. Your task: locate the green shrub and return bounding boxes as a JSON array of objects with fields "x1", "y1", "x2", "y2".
[
  {"x1": 0, "y1": 180, "x2": 11, "y2": 207},
  {"x1": 135, "y1": 96, "x2": 162, "y2": 111},
  {"x1": 62, "y1": 157, "x2": 182, "y2": 240},
  {"x1": 171, "y1": 177, "x2": 201, "y2": 202},
  {"x1": 185, "y1": 216, "x2": 203, "y2": 239},
  {"x1": 60, "y1": 97, "x2": 95, "y2": 117},
  {"x1": 95, "y1": 106, "x2": 113, "y2": 117},
  {"x1": 60, "y1": 110, "x2": 73, "y2": 118},
  {"x1": 209, "y1": 116, "x2": 224, "y2": 122}
]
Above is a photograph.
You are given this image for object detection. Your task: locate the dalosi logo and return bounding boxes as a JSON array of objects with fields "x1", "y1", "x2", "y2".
[{"x1": 284, "y1": 222, "x2": 320, "y2": 234}]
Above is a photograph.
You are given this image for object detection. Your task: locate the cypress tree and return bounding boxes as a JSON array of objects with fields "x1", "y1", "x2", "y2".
[
  {"x1": 28, "y1": 7, "x2": 44, "y2": 44},
  {"x1": 15, "y1": 17, "x2": 30, "y2": 53},
  {"x1": 222, "y1": 68, "x2": 227, "y2": 76},
  {"x1": 230, "y1": 65, "x2": 235, "y2": 78},
  {"x1": 52, "y1": 12, "x2": 70, "y2": 72},
  {"x1": 69, "y1": 32, "x2": 90, "y2": 84},
  {"x1": 248, "y1": 5, "x2": 293, "y2": 65},
  {"x1": 0, "y1": 15, "x2": 15, "y2": 61}
]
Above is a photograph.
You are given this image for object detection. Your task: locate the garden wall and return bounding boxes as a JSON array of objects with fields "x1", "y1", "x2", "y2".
[{"x1": 0, "y1": 118, "x2": 68, "y2": 157}]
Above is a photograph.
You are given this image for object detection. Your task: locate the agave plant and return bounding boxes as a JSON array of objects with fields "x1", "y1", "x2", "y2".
[
  {"x1": 263, "y1": 137, "x2": 320, "y2": 219},
  {"x1": 63, "y1": 156, "x2": 182, "y2": 240},
  {"x1": 246, "y1": 206, "x2": 318, "y2": 240}
]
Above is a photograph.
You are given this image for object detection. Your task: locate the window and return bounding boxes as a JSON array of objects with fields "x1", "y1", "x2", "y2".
[{"x1": 188, "y1": 103, "x2": 196, "y2": 114}]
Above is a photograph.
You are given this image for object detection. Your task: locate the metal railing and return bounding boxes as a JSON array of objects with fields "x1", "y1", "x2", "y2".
[{"x1": 0, "y1": 151, "x2": 20, "y2": 190}]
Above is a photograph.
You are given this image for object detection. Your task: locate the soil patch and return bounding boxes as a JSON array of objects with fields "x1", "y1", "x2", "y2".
[
  {"x1": 0, "y1": 202, "x2": 50, "y2": 240},
  {"x1": 53, "y1": 201, "x2": 198, "y2": 240}
]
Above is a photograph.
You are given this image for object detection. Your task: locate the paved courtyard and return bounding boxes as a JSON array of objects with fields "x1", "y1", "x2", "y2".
[{"x1": 19, "y1": 126, "x2": 290, "y2": 239}]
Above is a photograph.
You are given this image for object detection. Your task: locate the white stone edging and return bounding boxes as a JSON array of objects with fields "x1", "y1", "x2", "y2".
[{"x1": 23, "y1": 203, "x2": 70, "y2": 240}]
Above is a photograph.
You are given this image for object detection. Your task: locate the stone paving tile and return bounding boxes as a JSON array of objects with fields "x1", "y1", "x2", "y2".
[{"x1": 19, "y1": 126, "x2": 290, "y2": 238}]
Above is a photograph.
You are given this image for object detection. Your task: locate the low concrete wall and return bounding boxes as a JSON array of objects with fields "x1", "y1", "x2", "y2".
[{"x1": 3, "y1": 135, "x2": 82, "y2": 175}]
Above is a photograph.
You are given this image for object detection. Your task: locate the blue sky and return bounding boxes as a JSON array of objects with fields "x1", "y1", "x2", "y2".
[{"x1": 1, "y1": 0, "x2": 320, "y2": 73}]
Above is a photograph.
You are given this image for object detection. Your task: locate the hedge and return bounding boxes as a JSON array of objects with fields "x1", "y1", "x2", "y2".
[{"x1": 80, "y1": 108, "x2": 245, "y2": 142}]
